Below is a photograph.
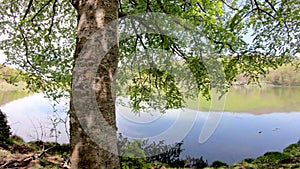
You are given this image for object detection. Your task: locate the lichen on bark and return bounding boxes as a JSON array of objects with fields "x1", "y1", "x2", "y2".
[{"x1": 70, "y1": 0, "x2": 120, "y2": 168}]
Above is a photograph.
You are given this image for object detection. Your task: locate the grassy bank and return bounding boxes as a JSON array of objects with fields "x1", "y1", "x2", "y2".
[
  {"x1": 0, "y1": 81, "x2": 29, "y2": 106},
  {"x1": 0, "y1": 81, "x2": 27, "y2": 91},
  {"x1": 226, "y1": 140, "x2": 300, "y2": 169},
  {"x1": 0, "y1": 65, "x2": 30, "y2": 105}
]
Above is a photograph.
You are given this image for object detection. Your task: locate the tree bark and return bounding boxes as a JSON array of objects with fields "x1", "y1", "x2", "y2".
[{"x1": 69, "y1": 0, "x2": 120, "y2": 168}]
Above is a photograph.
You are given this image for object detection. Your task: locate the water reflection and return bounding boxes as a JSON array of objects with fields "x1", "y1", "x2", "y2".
[
  {"x1": 1, "y1": 87, "x2": 300, "y2": 164},
  {"x1": 0, "y1": 93, "x2": 69, "y2": 144},
  {"x1": 193, "y1": 86, "x2": 300, "y2": 113},
  {"x1": 117, "y1": 107, "x2": 300, "y2": 164}
]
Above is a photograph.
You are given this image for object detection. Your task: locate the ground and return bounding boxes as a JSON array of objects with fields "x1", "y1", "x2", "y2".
[
  {"x1": 0, "y1": 137, "x2": 69, "y2": 169},
  {"x1": 1, "y1": 136, "x2": 300, "y2": 169}
]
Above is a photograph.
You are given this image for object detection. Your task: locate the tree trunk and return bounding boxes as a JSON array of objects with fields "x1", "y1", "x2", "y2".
[{"x1": 69, "y1": 0, "x2": 120, "y2": 168}]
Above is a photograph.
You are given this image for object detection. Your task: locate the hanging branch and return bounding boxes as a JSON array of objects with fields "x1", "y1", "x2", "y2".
[{"x1": 252, "y1": 0, "x2": 290, "y2": 40}]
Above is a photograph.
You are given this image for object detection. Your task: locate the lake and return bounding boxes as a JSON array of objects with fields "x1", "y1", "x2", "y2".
[{"x1": 1, "y1": 86, "x2": 300, "y2": 164}]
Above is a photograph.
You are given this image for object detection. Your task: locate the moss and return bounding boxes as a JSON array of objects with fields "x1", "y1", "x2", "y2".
[{"x1": 284, "y1": 140, "x2": 300, "y2": 157}]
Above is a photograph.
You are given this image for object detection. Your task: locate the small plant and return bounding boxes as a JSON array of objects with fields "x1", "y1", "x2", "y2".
[
  {"x1": 0, "y1": 109, "x2": 11, "y2": 145},
  {"x1": 211, "y1": 160, "x2": 228, "y2": 168}
]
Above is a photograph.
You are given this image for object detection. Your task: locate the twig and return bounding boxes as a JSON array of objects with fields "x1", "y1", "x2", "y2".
[
  {"x1": 156, "y1": 0, "x2": 168, "y2": 13},
  {"x1": 47, "y1": 0, "x2": 57, "y2": 38},
  {"x1": 220, "y1": 0, "x2": 239, "y2": 10},
  {"x1": 31, "y1": 0, "x2": 52, "y2": 21}
]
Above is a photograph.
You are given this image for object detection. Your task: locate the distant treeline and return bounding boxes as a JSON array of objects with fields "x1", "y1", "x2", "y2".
[
  {"x1": 233, "y1": 63, "x2": 300, "y2": 86},
  {"x1": 264, "y1": 64, "x2": 300, "y2": 86}
]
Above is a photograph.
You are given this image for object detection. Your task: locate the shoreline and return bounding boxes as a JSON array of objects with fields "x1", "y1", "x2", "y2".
[{"x1": 1, "y1": 135, "x2": 299, "y2": 168}]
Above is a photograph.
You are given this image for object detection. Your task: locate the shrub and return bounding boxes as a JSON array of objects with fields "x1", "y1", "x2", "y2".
[
  {"x1": 211, "y1": 160, "x2": 228, "y2": 168},
  {"x1": 0, "y1": 109, "x2": 11, "y2": 145}
]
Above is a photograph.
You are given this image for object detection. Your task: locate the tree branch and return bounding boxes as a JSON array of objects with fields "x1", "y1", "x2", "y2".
[
  {"x1": 47, "y1": 0, "x2": 57, "y2": 38},
  {"x1": 0, "y1": 145, "x2": 58, "y2": 168},
  {"x1": 119, "y1": 0, "x2": 123, "y2": 13},
  {"x1": 170, "y1": 44, "x2": 188, "y2": 60},
  {"x1": 22, "y1": 0, "x2": 34, "y2": 20},
  {"x1": 220, "y1": 0, "x2": 238, "y2": 10},
  {"x1": 31, "y1": 0, "x2": 52, "y2": 21},
  {"x1": 156, "y1": 0, "x2": 168, "y2": 13},
  {"x1": 196, "y1": 2, "x2": 206, "y2": 13},
  {"x1": 207, "y1": 36, "x2": 237, "y2": 53},
  {"x1": 253, "y1": 0, "x2": 290, "y2": 39},
  {"x1": 145, "y1": 0, "x2": 152, "y2": 12},
  {"x1": 253, "y1": 0, "x2": 276, "y2": 20},
  {"x1": 265, "y1": 0, "x2": 278, "y2": 15}
]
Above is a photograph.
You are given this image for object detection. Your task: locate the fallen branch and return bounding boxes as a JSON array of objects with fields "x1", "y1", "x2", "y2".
[{"x1": 0, "y1": 145, "x2": 58, "y2": 168}]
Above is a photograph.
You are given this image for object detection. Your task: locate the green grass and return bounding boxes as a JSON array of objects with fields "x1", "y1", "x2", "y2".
[{"x1": 229, "y1": 140, "x2": 300, "y2": 169}]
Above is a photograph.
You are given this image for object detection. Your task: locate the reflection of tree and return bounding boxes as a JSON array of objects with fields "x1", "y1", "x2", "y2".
[
  {"x1": 184, "y1": 156, "x2": 209, "y2": 168},
  {"x1": 118, "y1": 134, "x2": 208, "y2": 168}
]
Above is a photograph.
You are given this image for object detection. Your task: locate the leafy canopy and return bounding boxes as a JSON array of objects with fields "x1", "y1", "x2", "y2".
[{"x1": 0, "y1": 0, "x2": 299, "y2": 109}]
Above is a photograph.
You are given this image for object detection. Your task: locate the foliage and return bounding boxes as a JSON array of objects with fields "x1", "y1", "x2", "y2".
[
  {"x1": 118, "y1": 134, "x2": 176, "y2": 168},
  {"x1": 0, "y1": 109, "x2": 11, "y2": 145},
  {"x1": 128, "y1": 68, "x2": 183, "y2": 112},
  {"x1": 38, "y1": 157, "x2": 62, "y2": 169},
  {"x1": 119, "y1": 138, "x2": 149, "y2": 169},
  {"x1": 183, "y1": 156, "x2": 208, "y2": 168},
  {"x1": 117, "y1": 0, "x2": 299, "y2": 108},
  {"x1": 0, "y1": 0, "x2": 76, "y2": 100},
  {"x1": 283, "y1": 140, "x2": 300, "y2": 157},
  {"x1": 211, "y1": 160, "x2": 228, "y2": 168},
  {"x1": 118, "y1": 134, "x2": 209, "y2": 168},
  {"x1": 0, "y1": 1, "x2": 299, "y2": 168},
  {"x1": 229, "y1": 140, "x2": 300, "y2": 169},
  {"x1": 119, "y1": 136, "x2": 300, "y2": 169},
  {"x1": 8, "y1": 135, "x2": 25, "y2": 145},
  {"x1": 0, "y1": 0, "x2": 298, "y2": 109}
]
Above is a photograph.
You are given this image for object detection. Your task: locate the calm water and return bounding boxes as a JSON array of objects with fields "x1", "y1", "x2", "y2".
[{"x1": 1, "y1": 87, "x2": 300, "y2": 164}]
